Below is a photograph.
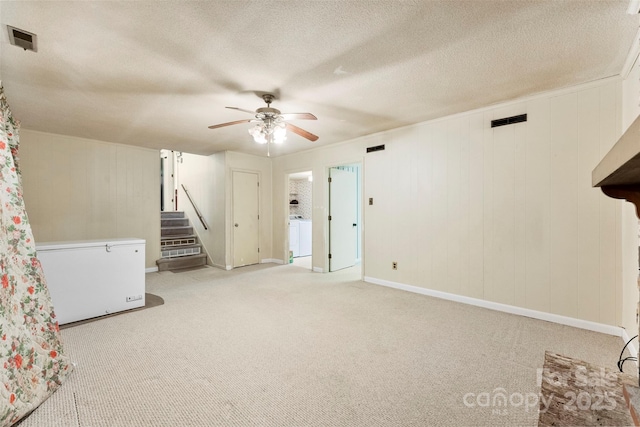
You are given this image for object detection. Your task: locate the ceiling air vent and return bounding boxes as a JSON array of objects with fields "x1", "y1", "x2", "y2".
[
  {"x1": 491, "y1": 114, "x2": 527, "y2": 128},
  {"x1": 7, "y1": 26, "x2": 37, "y2": 52}
]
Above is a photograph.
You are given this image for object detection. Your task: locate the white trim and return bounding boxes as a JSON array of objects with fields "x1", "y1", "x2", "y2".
[
  {"x1": 364, "y1": 276, "x2": 624, "y2": 337},
  {"x1": 262, "y1": 258, "x2": 284, "y2": 265},
  {"x1": 621, "y1": 328, "x2": 639, "y2": 367},
  {"x1": 226, "y1": 265, "x2": 232, "y2": 271},
  {"x1": 621, "y1": 26, "x2": 640, "y2": 79},
  {"x1": 145, "y1": 267, "x2": 158, "y2": 273},
  {"x1": 210, "y1": 262, "x2": 227, "y2": 270},
  {"x1": 313, "y1": 267, "x2": 323, "y2": 273}
]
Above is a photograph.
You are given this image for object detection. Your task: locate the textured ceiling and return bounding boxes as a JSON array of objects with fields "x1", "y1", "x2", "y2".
[{"x1": 0, "y1": 1, "x2": 638, "y2": 157}]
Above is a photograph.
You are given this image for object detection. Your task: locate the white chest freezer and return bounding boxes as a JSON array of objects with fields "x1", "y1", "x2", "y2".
[{"x1": 36, "y1": 238, "x2": 146, "y2": 325}]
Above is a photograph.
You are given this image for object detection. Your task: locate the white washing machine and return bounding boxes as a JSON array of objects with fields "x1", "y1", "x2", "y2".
[
  {"x1": 298, "y1": 220, "x2": 312, "y2": 257},
  {"x1": 289, "y1": 219, "x2": 300, "y2": 257},
  {"x1": 289, "y1": 215, "x2": 311, "y2": 258}
]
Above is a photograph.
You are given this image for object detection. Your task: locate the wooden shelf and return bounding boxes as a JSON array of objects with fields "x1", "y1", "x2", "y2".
[
  {"x1": 594, "y1": 115, "x2": 640, "y2": 217},
  {"x1": 594, "y1": 115, "x2": 640, "y2": 187}
]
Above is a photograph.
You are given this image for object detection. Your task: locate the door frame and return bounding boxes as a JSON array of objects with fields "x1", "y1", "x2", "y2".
[
  {"x1": 284, "y1": 169, "x2": 313, "y2": 269},
  {"x1": 230, "y1": 168, "x2": 261, "y2": 269},
  {"x1": 281, "y1": 161, "x2": 364, "y2": 275},
  {"x1": 160, "y1": 149, "x2": 180, "y2": 212}
]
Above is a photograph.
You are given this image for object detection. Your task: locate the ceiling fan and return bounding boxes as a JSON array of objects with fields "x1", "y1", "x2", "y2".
[{"x1": 208, "y1": 94, "x2": 318, "y2": 155}]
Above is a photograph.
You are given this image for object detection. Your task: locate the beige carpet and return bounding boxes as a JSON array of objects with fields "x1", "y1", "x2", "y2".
[
  {"x1": 59, "y1": 293, "x2": 165, "y2": 330},
  {"x1": 15, "y1": 263, "x2": 635, "y2": 426}
]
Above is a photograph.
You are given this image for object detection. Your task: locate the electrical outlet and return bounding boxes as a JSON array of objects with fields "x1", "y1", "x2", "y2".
[{"x1": 392, "y1": 261, "x2": 397, "y2": 270}]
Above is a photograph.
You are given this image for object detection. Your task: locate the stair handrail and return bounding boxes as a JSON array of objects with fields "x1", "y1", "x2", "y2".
[{"x1": 181, "y1": 184, "x2": 209, "y2": 230}]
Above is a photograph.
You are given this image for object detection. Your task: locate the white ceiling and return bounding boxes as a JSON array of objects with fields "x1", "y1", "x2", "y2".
[{"x1": 0, "y1": 1, "x2": 638, "y2": 157}]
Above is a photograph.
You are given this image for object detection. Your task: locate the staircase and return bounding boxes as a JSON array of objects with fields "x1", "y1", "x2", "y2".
[{"x1": 156, "y1": 211, "x2": 207, "y2": 271}]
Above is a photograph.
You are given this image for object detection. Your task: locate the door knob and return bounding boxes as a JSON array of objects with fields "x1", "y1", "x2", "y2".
[
  {"x1": 352, "y1": 223, "x2": 357, "y2": 227},
  {"x1": 235, "y1": 223, "x2": 239, "y2": 227}
]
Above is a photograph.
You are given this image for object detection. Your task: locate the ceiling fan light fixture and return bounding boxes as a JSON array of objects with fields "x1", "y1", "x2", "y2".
[
  {"x1": 248, "y1": 125, "x2": 267, "y2": 144},
  {"x1": 272, "y1": 123, "x2": 287, "y2": 144},
  {"x1": 248, "y1": 120, "x2": 287, "y2": 145},
  {"x1": 209, "y1": 93, "x2": 318, "y2": 150}
]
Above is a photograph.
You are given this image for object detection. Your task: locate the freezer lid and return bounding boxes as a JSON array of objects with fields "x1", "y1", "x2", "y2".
[{"x1": 36, "y1": 238, "x2": 146, "y2": 251}]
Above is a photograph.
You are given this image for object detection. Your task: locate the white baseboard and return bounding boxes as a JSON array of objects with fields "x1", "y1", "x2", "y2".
[
  {"x1": 313, "y1": 267, "x2": 323, "y2": 273},
  {"x1": 262, "y1": 259, "x2": 284, "y2": 265},
  {"x1": 225, "y1": 265, "x2": 232, "y2": 271},
  {"x1": 145, "y1": 267, "x2": 158, "y2": 273},
  {"x1": 363, "y1": 276, "x2": 624, "y2": 337}
]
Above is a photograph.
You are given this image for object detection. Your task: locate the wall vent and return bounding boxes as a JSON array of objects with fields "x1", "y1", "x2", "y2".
[
  {"x1": 491, "y1": 114, "x2": 527, "y2": 128},
  {"x1": 7, "y1": 26, "x2": 37, "y2": 52},
  {"x1": 366, "y1": 144, "x2": 385, "y2": 153}
]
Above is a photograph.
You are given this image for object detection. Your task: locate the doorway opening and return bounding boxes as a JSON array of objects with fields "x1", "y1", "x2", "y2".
[
  {"x1": 160, "y1": 149, "x2": 181, "y2": 212},
  {"x1": 328, "y1": 163, "x2": 362, "y2": 273},
  {"x1": 288, "y1": 171, "x2": 313, "y2": 270}
]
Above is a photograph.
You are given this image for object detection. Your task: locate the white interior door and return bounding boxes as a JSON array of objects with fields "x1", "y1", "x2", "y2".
[
  {"x1": 329, "y1": 167, "x2": 357, "y2": 271},
  {"x1": 160, "y1": 149, "x2": 176, "y2": 211},
  {"x1": 233, "y1": 171, "x2": 259, "y2": 267}
]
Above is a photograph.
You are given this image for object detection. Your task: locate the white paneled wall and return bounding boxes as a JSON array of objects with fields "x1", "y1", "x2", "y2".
[
  {"x1": 177, "y1": 152, "x2": 226, "y2": 268},
  {"x1": 269, "y1": 77, "x2": 632, "y2": 328},
  {"x1": 19, "y1": 130, "x2": 160, "y2": 269},
  {"x1": 178, "y1": 151, "x2": 272, "y2": 269},
  {"x1": 364, "y1": 80, "x2": 623, "y2": 324}
]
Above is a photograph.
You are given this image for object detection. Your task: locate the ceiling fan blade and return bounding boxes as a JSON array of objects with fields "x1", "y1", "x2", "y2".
[
  {"x1": 281, "y1": 113, "x2": 318, "y2": 120},
  {"x1": 208, "y1": 119, "x2": 252, "y2": 129},
  {"x1": 281, "y1": 112, "x2": 317, "y2": 120},
  {"x1": 226, "y1": 106, "x2": 257, "y2": 115},
  {"x1": 286, "y1": 123, "x2": 319, "y2": 142}
]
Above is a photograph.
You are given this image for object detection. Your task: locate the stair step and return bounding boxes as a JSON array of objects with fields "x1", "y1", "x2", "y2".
[
  {"x1": 161, "y1": 235, "x2": 197, "y2": 248},
  {"x1": 161, "y1": 218, "x2": 189, "y2": 227},
  {"x1": 161, "y1": 244, "x2": 202, "y2": 259},
  {"x1": 161, "y1": 211, "x2": 186, "y2": 219},
  {"x1": 156, "y1": 253, "x2": 207, "y2": 271},
  {"x1": 161, "y1": 225, "x2": 193, "y2": 236}
]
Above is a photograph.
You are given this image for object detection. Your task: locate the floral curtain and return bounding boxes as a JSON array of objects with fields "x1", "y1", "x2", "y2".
[{"x1": 0, "y1": 83, "x2": 73, "y2": 426}]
